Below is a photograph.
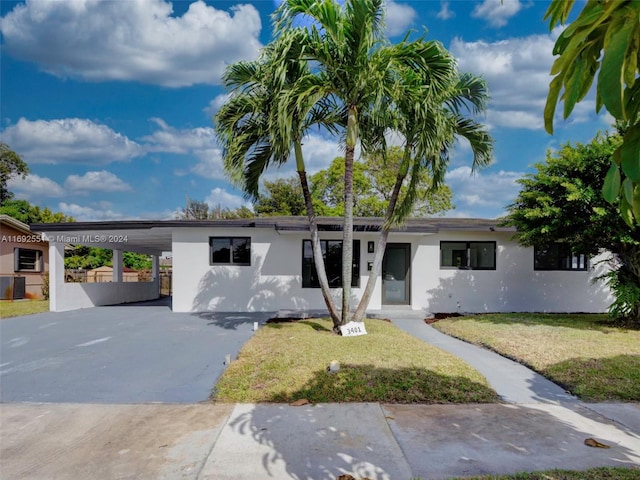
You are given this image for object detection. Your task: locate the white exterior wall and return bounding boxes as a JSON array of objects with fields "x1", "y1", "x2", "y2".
[
  {"x1": 49, "y1": 241, "x2": 159, "y2": 312},
  {"x1": 51, "y1": 281, "x2": 159, "y2": 312},
  {"x1": 411, "y1": 231, "x2": 612, "y2": 314},
  {"x1": 172, "y1": 227, "x2": 382, "y2": 313},
  {"x1": 172, "y1": 228, "x2": 613, "y2": 314}
]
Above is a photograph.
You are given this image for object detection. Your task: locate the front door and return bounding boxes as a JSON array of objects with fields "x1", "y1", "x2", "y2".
[{"x1": 382, "y1": 243, "x2": 411, "y2": 305}]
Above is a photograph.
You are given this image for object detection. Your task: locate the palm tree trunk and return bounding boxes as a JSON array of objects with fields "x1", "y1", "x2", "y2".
[
  {"x1": 341, "y1": 107, "x2": 358, "y2": 328},
  {"x1": 352, "y1": 148, "x2": 411, "y2": 322},
  {"x1": 294, "y1": 142, "x2": 341, "y2": 324}
]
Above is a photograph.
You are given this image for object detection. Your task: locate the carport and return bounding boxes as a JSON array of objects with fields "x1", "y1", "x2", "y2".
[{"x1": 32, "y1": 221, "x2": 174, "y2": 312}]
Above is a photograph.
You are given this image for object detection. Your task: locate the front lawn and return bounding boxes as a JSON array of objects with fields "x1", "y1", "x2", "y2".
[
  {"x1": 448, "y1": 466, "x2": 640, "y2": 480},
  {"x1": 214, "y1": 318, "x2": 498, "y2": 404},
  {"x1": 433, "y1": 314, "x2": 640, "y2": 402},
  {"x1": 0, "y1": 300, "x2": 49, "y2": 318}
]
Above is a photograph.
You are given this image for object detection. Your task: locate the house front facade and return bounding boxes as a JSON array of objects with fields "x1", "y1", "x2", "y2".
[{"x1": 34, "y1": 217, "x2": 613, "y2": 314}]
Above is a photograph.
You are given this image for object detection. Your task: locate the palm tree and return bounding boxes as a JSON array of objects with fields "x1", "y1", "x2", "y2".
[
  {"x1": 218, "y1": 0, "x2": 492, "y2": 331},
  {"x1": 273, "y1": 0, "x2": 458, "y2": 327},
  {"x1": 214, "y1": 30, "x2": 343, "y2": 324},
  {"x1": 351, "y1": 70, "x2": 493, "y2": 321}
]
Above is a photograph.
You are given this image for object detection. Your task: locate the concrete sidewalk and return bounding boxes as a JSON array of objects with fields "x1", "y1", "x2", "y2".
[{"x1": 2, "y1": 402, "x2": 639, "y2": 480}]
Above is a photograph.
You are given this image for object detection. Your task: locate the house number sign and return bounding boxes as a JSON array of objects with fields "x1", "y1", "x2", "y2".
[{"x1": 340, "y1": 321, "x2": 367, "y2": 337}]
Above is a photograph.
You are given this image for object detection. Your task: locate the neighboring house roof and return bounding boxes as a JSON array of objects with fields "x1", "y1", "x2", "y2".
[{"x1": 0, "y1": 214, "x2": 34, "y2": 236}]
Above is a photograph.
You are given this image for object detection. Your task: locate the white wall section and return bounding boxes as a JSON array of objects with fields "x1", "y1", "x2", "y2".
[{"x1": 172, "y1": 228, "x2": 612, "y2": 314}]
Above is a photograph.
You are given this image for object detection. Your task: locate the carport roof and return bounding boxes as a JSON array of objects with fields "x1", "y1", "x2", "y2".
[{"x1": 31, "y1": 217, "x2": 514, "y2": 255}]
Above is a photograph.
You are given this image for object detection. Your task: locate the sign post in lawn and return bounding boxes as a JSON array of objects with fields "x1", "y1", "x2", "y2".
[{"x1": 340, "y1": 321, "x2": 367, "y2": 337}]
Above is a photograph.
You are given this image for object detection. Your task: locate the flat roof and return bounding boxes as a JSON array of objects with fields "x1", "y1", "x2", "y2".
[{"x1": 31, "y1": 217, "x2": 514, "y2": 255}]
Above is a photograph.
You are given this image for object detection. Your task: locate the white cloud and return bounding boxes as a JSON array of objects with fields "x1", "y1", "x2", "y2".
[
  {"x1": 58, "y1": 202, "x2": 128, "y2": 221},
  {"x1": 0, "y1": 0, "x2": 262, "y2": 87},
  {"x1": 385, "y1": 1, "x2": 416, "y2": 36},
  {"x1": 445, "y1": 166, "x2": 524, "y2": 218},
  {"x1": 205, "y1": 187, "x2": 247, "y2": 209},
  {"x1": 486, "y1": 110, "x2": 543, "y2": 130},
  {"x1": 144, "y1": 118, "x2": 217, "y2": 154},
  {"x1": 1, "y1": 118, "x2": 143, "y2": 165},
  {"x1": 204, "y1": 93, "x2": 233, "y2": 118},
  {"x1": 64, "y1": 171, "x2": 132, "y2": 193},
  {"x1": 142, "y1": 118, "x2": 224, "y2": 179},
  {"x1": 600, "y1": 111, "x2": 616, "y2": 129},
  {"x1": 8, "y1": 174, "x2": 65, "y2": 198},
  {"x1": 450, "y1": 32, "x2": 559, "y2": 131},
  {"x1": 437, "y1": 1, "x2": 455, "y2": 20},
  {"x1": 471, "y1": 0, "x2": 526, "y2": 28},
  {"x1": 301, "y1": 134, "x2": 346, "y2": 173}
]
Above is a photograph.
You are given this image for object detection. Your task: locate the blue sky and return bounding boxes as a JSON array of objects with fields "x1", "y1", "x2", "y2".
[{"x1": 0, "y1": 0, "x2": 610, "y2": 221}]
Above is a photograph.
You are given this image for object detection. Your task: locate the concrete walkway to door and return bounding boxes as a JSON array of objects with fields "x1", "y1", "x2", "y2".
[
  {"x1": 389, "y1": 315, "x2": 640, "y2": 435},
  {"x1": 389, "y1": 316, "x2": 576, "y2": 404}
]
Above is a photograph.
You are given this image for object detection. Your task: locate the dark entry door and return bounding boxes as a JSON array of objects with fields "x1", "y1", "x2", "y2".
[{"x1": 382, "y1": 243, "x2": 411, "y2": 305}]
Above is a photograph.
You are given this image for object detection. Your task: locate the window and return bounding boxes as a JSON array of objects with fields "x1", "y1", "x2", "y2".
[
  {"x1": 440, "y1": 241, "x2": 496, "y2": 270},
  {"x1": 302, "y1": 240, "x2": 360, "y2": 288},
  {"x1": 209, "y1": 237, "x2": 251, "y2": 265},
  {"x1": 14, "y1": 248, "x2": 43, "y2": 272},
  {"x1": 534, "y1": 244, "x2": 587, "y2": 271}
]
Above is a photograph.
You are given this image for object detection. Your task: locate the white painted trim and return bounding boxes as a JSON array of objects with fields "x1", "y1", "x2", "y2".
[{"x1": 112, "y1": 250, "x2": 123, "y2": 283}]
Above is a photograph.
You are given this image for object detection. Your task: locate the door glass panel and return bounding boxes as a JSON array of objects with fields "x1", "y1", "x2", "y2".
[{"x1": 384, "y1": 246, "x2": 407, "y2": 303}]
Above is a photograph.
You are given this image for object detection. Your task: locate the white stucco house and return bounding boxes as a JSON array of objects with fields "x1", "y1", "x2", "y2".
[{"x1": 33, "y1": 217, "x2": 613, "y2": 314}]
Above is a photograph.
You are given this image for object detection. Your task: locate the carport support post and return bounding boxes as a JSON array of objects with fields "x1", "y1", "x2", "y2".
[
  {"x1": 112, "y1": 250, "x2": 123, "y2": 282},
  {"x1": 152, "y1": 255, "x2": 160, "y2": 295},
  {"x1": 49, "y1": 241, "x2": 65, "y2": 312},
  {"x1": 152, "y1": 255, "x2": 159, "y2": 281}
]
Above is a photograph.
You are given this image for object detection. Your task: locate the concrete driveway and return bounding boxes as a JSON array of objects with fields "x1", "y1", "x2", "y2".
[{"x1": 0, "y1": 298, "x2": 269, "y2": 403}]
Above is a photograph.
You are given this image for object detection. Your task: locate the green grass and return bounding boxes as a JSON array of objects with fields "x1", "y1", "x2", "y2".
[
  {"x1": 433, "y1": 313, "x2": 640, "y2": 402},
  {"x1": 214, "y1": 318, "x2": 499, "y2": 404},
  {"x1": 0, "y1": 300, "x2": 49, "y2": 318},
  {"x1": 444, "y1": 466, "x2": 640, "y2": 479}
]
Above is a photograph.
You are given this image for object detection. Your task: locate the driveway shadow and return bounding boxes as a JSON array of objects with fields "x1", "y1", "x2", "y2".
[{"x1": 195, "y1": 311, "x2": 273, "y2": 330}]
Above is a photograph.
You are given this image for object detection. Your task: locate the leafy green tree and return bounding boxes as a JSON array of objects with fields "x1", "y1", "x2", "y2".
[
  {"x1": 211, "y1": 204, "x2": 255, "y2": 219},
  {"x1": 0, "y1": 199, "x2": 73, "y2": 223},
  {"x1": 254, "y1": 178, "x2": 306, "y2": 216},
  {"x1": 310, "y1": 148, "x2": 454, "y2": 217},
  {"x1": 176, "y1": 198, "x2": 254, "y2": 220},
  {"x1": 0, "y1": 143, "x2": 28, "y2": 202},
  {"x1": 65, "y1": 247, "x2": 152, "y2": 271},
  {"x1": 504, "y1": 132, "x2": 640, "y2": 323},
  {"x1": 65, "y1": 247, "x2": 113, "y2": 270},
  {"x1": 123, "y1": 252, "x2": 152, "y2": 271},
  {"x1": 178, "y1": 198, "x2": 211, "y2": 220},
  {"x1": 544, "y1": 0, "x2": 640, "y2": 226},
  {"x1": 310, "y1": 158, "x2": 372, "y2": 217}
]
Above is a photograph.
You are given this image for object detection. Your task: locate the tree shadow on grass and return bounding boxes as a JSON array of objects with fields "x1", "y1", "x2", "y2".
[
  {"x1": 545, "y1": 354, "x2": 640, "y2": 402},
  {"x1": 241, "y1": 365, "x2": 499, "y2": 405},
  {"x1": 195, "y1": 311, "x2": 271, "y2": 330},
  {"x1": 298, "y1": 320, "x2": 333, "y2": 332}
]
